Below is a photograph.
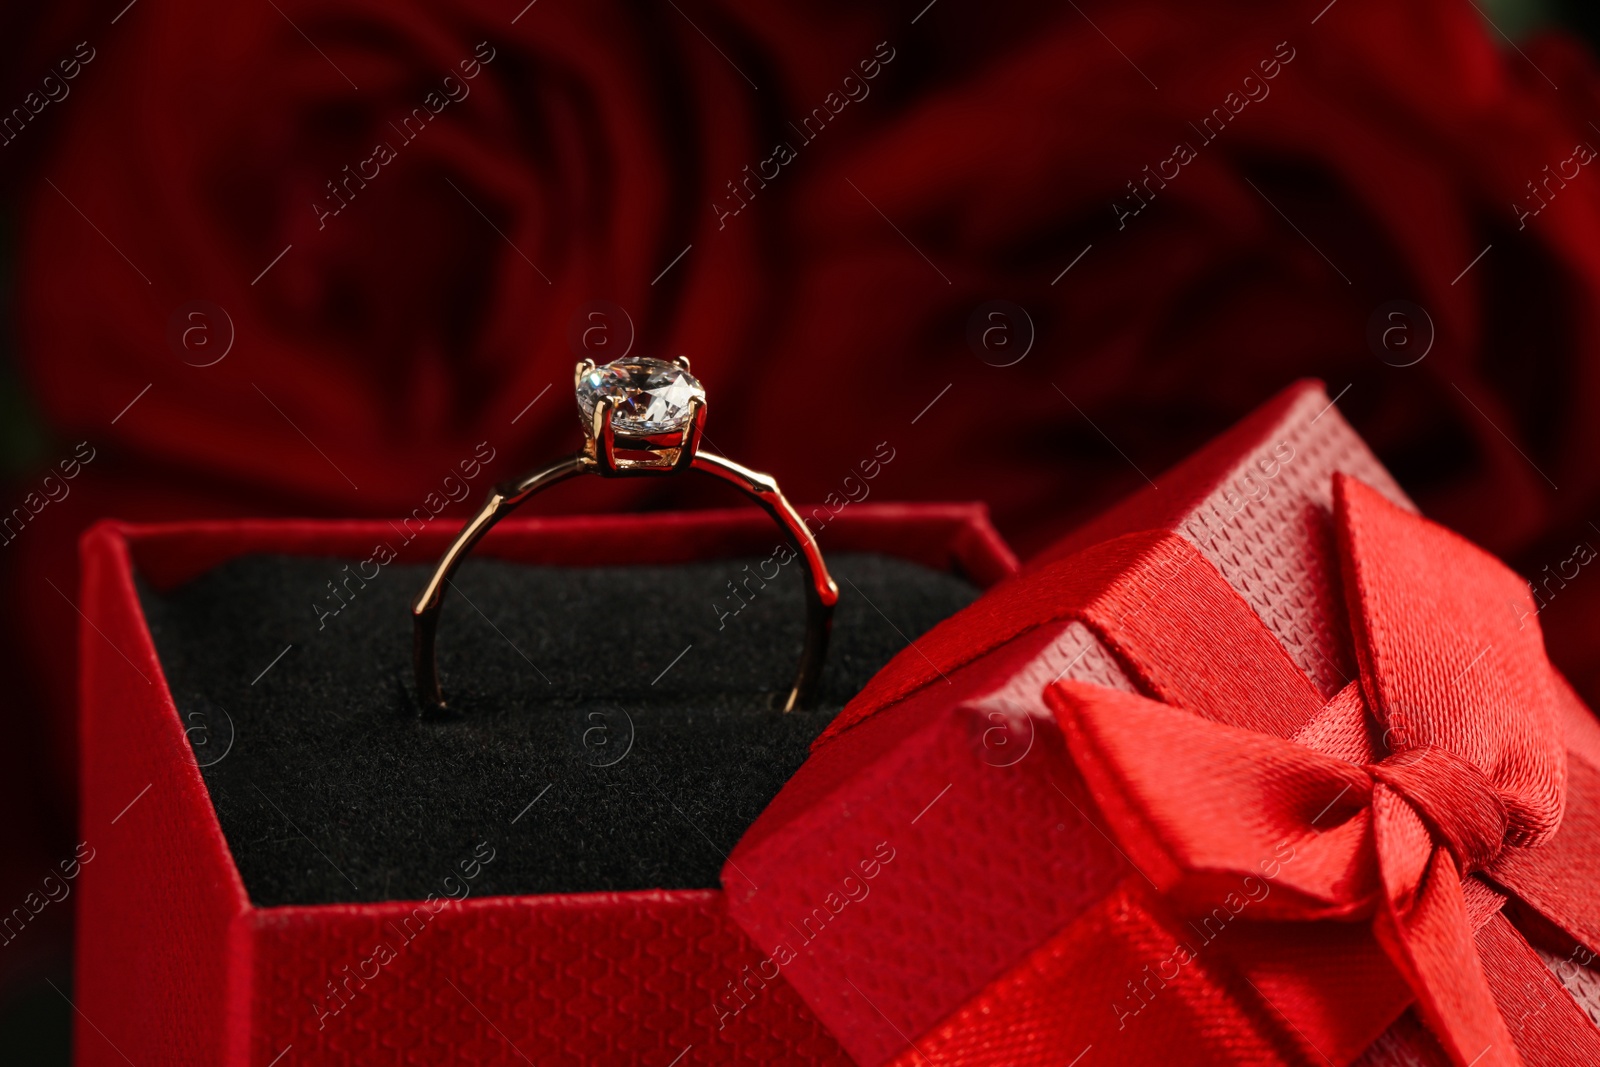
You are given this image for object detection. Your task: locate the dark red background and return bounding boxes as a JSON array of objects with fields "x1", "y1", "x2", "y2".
[{"x1": 3, "y1": 0, "x2": 1600, "y2": 1059}]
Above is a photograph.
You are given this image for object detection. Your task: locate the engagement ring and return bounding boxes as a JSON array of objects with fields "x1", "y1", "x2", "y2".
[{"x1": 413, "y1": 357, "x2": 839, "y2": 714}]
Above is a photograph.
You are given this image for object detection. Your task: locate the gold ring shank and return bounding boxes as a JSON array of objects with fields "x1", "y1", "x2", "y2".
[{"x1": 411, "y1": 451, "x2": 839, "y2": 714}]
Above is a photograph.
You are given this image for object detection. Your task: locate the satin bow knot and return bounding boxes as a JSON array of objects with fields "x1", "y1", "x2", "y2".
[
  {"x1": 1046, "y1": 474, "x2": 1584, "y2": 1067},
  {"x1": 1368, "y1": 744, "x2": 1508, "y2": 875}
]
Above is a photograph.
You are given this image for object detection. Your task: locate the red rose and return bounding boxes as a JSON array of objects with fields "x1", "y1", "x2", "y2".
[
  {"x1": 17, "y1": 0, "x2": 903, "y2": 509},
  {"x1": 760, "y1": 0, "x2": 1600, "y2": 560}
]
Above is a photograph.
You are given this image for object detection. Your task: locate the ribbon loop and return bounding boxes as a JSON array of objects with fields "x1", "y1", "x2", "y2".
[
  {"x1": 1370, "y1": 744, "x2": 1509, "y2": 874},
  {"x1": 1333, "y1": 474, "x2": 1566, "y2": 847},
  {"x1": 1039, "y1": 475, "x2": 1591, "y2": 1067}
]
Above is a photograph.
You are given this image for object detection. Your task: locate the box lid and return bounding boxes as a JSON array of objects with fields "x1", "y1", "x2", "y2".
[{"x1": 720, "y1": 381, "x2": 1600, "y2": 1067}]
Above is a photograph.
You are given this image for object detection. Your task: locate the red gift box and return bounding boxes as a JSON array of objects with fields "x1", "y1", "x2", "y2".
[
  {"x1": 722, "y1": 381, "x2": 1600, "y2": 1067},
  {"x1": 72, "y1": 503, "x2": 1017, "y2": 1066}
]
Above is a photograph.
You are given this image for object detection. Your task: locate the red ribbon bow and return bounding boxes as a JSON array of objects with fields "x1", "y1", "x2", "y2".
[{"x1": 1045, "y1": 475, "x2": 1590, "y2": 1067}]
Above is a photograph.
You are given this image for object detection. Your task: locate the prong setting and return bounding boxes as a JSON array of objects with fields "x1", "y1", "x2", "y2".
[
  {"x1": 576, "y1": 356, "x2": 707, "y2": 476},
  {"x1": 672, "y1": 396, "x2": 707, "y2": 473},
  {"x1": 589, "y1": 397, "x2": 620, "y2": 473}
]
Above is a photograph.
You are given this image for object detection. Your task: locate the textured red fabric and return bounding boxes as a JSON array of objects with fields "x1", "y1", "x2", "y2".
[
  {"x1": 1031, "y1": 476, "x2": 1600, "y2": 1067},
  {"x1": 1333, "y1": 476, "x2": 1566, "y2": 849},
  {"x1": 1491, "y1": 756, "x2": 1600, "y2": 956},
  {"x1": 1050, "y1": 686, "x2": 1521, "y2": 1065},
  {"x1": 888, "y1": 882, "x2": 1313, "y2": 1067},
  {"x1": 1475, "y1": 911, "x2": 1600, "y2": 1067}
]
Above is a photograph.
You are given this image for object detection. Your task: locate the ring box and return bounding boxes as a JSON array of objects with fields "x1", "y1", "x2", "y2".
[
  {"x1": 73, "y1": 503, "x2": 1016, "y2": 1066},
  {"x1": 721, "y1": 381, "x2": 1600, "y2": 1066}
]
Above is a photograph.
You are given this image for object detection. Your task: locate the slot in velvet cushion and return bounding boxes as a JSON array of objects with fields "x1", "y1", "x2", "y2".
[{"x1": 136, "y1": 551, "x2": 977, "y2": 908}]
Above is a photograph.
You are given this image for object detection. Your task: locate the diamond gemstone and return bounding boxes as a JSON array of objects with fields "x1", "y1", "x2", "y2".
[{"x1": 576, "y1": 357, "x2": 706, "y2": 436}]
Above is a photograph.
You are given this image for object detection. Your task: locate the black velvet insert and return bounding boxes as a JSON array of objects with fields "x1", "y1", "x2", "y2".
[{"x1": 137, "y1": 552, "x2": 977, "y2": 908}]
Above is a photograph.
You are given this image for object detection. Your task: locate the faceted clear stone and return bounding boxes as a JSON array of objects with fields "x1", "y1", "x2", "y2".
[{"x1": 575, "y1": 357, "x2": 706, "y2": 436}]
